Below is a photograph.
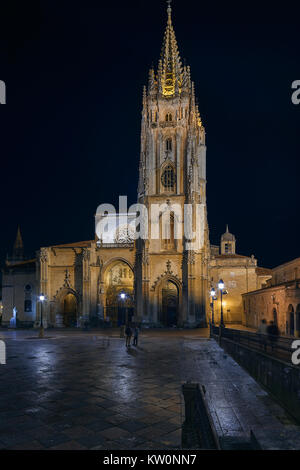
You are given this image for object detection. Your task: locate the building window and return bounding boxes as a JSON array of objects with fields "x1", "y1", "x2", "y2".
[
  {"x1": 161, "y1": 212, "x2": 175, "y2": 251},
  {"x1": 24, "y1": 284, "x2": 33, "y2": 313},
  {"x1": 161, "y1": 165, "x2": 175, "y2": 191},
  {"x1": 24, "y1": 300, "x2": 32, "y2": 312},
  {"x1": 224, "y1": 243, "x2": 232, "y2": 254},
  {"x1": 165, "y1": 113, "x2": 172, "y2": 122},
  {"x1": 165, "y1": 138, "x2": 172, "y2": 151}
]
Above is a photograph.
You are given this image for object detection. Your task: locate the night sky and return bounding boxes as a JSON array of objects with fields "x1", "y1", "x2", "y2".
[{"x1": 0, "y1": 0, "x2": 300, "y2": 269}]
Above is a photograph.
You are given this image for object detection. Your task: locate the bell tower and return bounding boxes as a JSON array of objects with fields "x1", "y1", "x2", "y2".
[{"x1": 135, "y1": 1, "x2": 210, "y2": 327}]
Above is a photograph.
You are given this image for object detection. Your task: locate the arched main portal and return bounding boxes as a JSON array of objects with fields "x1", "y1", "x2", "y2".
[
  {"x1": 160, "y1": 279, "x2": 179, "y2": 327},
  {"x1": 104, "y1": 260, "x2": 134, "y2": 326},
  {"x1": 62, "y1": 293, "x2": 78, "y2": 327}
]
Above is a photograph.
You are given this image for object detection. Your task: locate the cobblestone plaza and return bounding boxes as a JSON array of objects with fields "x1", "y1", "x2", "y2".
[{"x1": 0, "y1": 329, "x2": 299, "y2": 450}]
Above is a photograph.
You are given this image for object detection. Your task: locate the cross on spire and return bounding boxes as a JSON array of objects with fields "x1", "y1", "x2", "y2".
[{"x1": 167, "y1": 0, "x2": 172, "y2": 19}]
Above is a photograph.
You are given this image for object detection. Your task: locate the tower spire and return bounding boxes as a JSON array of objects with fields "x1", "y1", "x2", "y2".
[
  {"x1": 159, "y1": 0, "x2": 182, "y2": 97},
  {"x1": 11, "y1": 225, "x2": 24, "y2": 262},
  {"x1": 167, "y1": 0, "x2": 172, "y2": 22}
]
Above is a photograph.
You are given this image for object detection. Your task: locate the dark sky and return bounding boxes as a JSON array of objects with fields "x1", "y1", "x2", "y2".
[{"x1": 0, "y1": 0, "x2": 300, "y2": 269}]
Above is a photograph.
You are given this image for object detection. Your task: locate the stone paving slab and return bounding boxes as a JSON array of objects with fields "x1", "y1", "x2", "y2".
[{"x1": 0, "y1": 329, "x2": 299, "y2": 449}]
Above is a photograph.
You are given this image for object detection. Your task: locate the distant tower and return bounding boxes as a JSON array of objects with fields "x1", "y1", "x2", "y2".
[
  {"x1": 135, "y1": 1, "x2": 210, "y2": 327},
  {"x1": 7, "y1": 226, "x2": 24, "y2": 264},
  {"x1": 220, "y1": 225, "x2": 236, "y2": 255}
]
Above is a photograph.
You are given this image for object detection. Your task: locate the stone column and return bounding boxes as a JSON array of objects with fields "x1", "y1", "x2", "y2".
[{"x1": 82, "y1": 248, "x2": 90, "y2": 321}]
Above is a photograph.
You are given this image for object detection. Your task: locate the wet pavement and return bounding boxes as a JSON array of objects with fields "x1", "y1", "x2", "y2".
[{"x1": 0, "y1": 329, "x2": 299, "y2": 450}]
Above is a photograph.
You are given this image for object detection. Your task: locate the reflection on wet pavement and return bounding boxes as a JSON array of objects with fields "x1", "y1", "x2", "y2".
[{"x1": 0, "y1": 329, "x2": 299, "y2": 449}]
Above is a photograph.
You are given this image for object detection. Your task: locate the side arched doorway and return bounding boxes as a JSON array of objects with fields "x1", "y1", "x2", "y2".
[
  {"x1": 160, "y1": 279, "x2": 179, "y2": 327},
  {"x1": 62, "y1": 293, "x2": 78, "y2": 327},
  {"x1": 296, "y1": 304, "x2": 300, "y2": 337},
  {"x1": 287, "y1": 304, "x2": 295, "y2": 336}
]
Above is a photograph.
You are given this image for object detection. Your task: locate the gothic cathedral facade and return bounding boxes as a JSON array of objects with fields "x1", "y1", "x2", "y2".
[{"x1": 1, "y1": 4, "x2": 271, "y2": 329}]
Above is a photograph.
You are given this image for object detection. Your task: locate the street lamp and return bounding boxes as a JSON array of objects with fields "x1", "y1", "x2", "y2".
[
  {"x1": 119, "y1": 291, "x2": 127, "y2": 324},
  {"x1": 218, "y1": 279, "x2": 225, "y2": 328},
  {"x1": 39, "y1": 294, "x2": 45, "y2": 338},
  {"x1": 210, "y1": 288, "x2": 216, "y2": 325}
]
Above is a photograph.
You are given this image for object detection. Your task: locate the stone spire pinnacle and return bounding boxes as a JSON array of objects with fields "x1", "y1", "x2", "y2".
[
  {"x1": 12, "y1": 225, "x2": 24, "y2": 261},
  {"x1": 159, "y1": 0, "x2": 183, "y2": 97},
  {"x1": 14, "y1": 225, "x2": 23, "y2": 251}
]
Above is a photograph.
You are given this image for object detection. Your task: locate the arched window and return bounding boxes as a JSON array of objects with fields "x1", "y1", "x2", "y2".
[
  {"x1": 161, "y1": 165, "x2": 175, "y2": 191},
  {"x1": 165, "y1": 113, "x2": 172, "y2": 122},
  {"x1": 161, "y1": 212, "x2": 175, "y2": 251},
  {"x1": 224, "y1": 243, "x2": 232, "y2": 254},
  {"x1": 165, "y1": 138, "x2": 172, "y2": 151},
  {"x1": 24, "y1": 284, "x2": 32, "y2": 313}
]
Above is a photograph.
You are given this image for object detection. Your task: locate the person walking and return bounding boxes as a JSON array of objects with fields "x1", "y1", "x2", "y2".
[
  {"x1": 267, "y1": 320, "x2": 279, "y2": 353},
  {"x1": 125, "y1": 324, "x2": 132, "y2": 347},
  {"x1": 133, "y1": 326, "x2": 139, "y2": 346},
  {"x1": 120, "y1": 324, "x2": 125, "y2": 338},
  {"x1": 257, "y1": 318, "x2": 267, "y2": 351}
]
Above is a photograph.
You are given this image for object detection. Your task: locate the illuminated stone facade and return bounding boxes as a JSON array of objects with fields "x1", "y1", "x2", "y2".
[
  {"x1": 1, "y1": 4, "x2": 271, "y2": 329},
  {"x1": 243, "y1": 257, "x2": 300, "y2": 335}
]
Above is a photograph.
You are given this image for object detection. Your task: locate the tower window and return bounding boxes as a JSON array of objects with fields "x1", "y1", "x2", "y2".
[
  {"x1": 224, "y1": 243, "x2": 232, "y2": 254},
  {"x1": 165, "y1": 113, "x2": 172, "y2": 122},
  {"x1": 161, "y1": 165, "x2": 175, "y2": 191},
  {"x1": 165, "y1": 138, "x2": 172, "y2": 151},
  {"x1": 161, "y1": 212, "x2": 176, "y2": 251}
]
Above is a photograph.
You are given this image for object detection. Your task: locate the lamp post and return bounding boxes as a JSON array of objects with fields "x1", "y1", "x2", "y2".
[
  {"x1": 120, "y1": 291, "x2": 127, "y2": 325},
  {"x1": 218, "y1": 280, "x2": 225, "y2": 328},
  {"x1": 210, "y1": 288, "x2": 216, "y2": 325},
  {"x1": 39, "y1": 294, "x2": 45, "y2": 338}
]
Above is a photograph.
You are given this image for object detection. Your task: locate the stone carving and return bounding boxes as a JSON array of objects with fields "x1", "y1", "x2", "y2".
[
  {"x1": 142, "y1": 249, "x2": 149, "y2": 266},
  {"x1": 82, "y1": 248, "x2": 90, "y2": 261},
  {"x1": 64, "y1": 269, "x2": 71, "y2": 288},
  {"x1": 166, "y1": 259, "x2": 172, "y2": 273},
  {"x1": 115, "y1": 224, "x2": 135, "y2": 244},
  {"x1": 188, "y1": 250, "x2": 195, "y2": 265},
  {"x1": 39, "y1": 248, "x2": 48, "y2": 263},
  {"x1": 150, "y1": 265, "x2": 182, "y2": 292}
]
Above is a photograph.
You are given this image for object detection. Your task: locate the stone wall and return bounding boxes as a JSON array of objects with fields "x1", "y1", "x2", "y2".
[
  {"x1": 243, "y1": 282, "x2": 300, "y2": 335},
  {"x1": 219, "y1": 336, "x2": 300, "y2": 423}
]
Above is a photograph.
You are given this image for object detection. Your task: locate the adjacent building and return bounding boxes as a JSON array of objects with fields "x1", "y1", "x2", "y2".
[{"x1": 243, "y1": 257, "x2": 300, "y2": 336}]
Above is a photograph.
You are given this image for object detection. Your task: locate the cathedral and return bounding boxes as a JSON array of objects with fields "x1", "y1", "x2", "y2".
[{"x1": 1, "y1": 3, "x2": 271, "y2": 329}]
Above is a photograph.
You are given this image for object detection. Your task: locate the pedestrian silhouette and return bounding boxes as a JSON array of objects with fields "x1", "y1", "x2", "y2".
[
  {"x1": 267, "y1": 320, "x2": 279, "y2": 352},
  {"x1": 125, "y1": 324, "x2": 132, "y2": 347}
]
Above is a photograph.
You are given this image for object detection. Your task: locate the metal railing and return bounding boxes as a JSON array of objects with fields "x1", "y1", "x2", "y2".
[{"x1": 211, "y1": 325, "x2": 295, "y2": 363}]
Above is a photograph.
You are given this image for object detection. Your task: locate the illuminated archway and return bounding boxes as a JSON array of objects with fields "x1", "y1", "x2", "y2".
[{"x1": 103, "y1": 260, "x2": 134, "y2": 326}]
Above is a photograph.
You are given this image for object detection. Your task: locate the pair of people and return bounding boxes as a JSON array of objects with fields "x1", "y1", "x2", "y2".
[
  {"x1": 257, "y1": 319, "x2": 279, "y2": 351},
  {"x1": 125, "y1": 324, "x2": 139, "y2": 347}
]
